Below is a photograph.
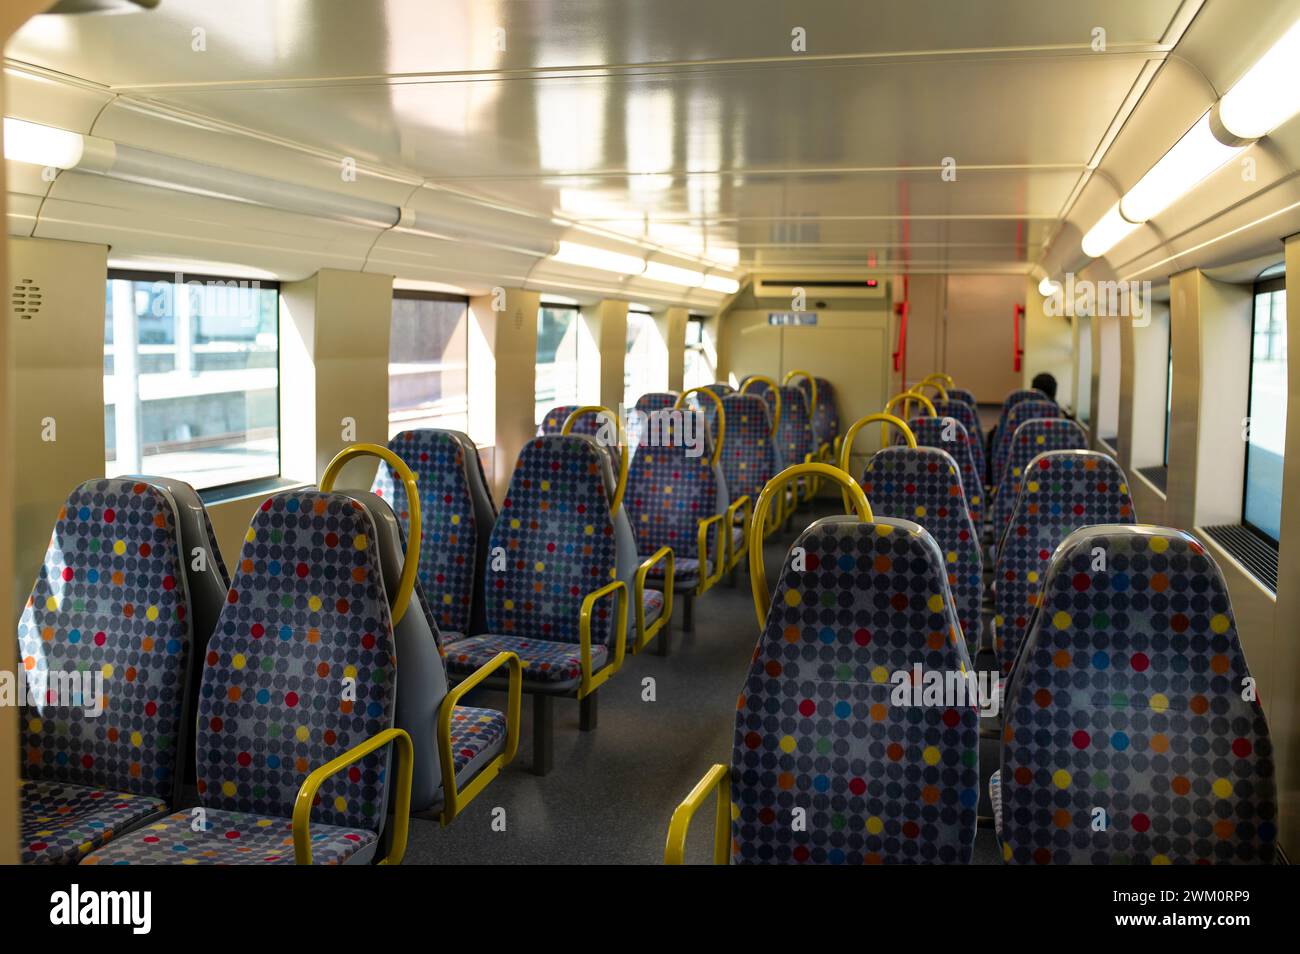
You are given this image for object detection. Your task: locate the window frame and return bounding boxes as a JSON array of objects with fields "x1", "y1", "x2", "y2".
[
  {"x1": 535, "y1": 302, "x2": 582, "y2": 424},
  {"x1": 1241, "y1": 274, "x2": 1287, "y2": 547},
  {"x1": 105, "y1": 267, "x2": 283, "y2": 497}
]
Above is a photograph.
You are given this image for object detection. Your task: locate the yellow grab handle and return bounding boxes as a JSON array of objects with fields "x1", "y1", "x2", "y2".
[
  {"x1": 675, "y1": 386, "x2": 726, "y2": 468},
  {"x1": 739, "y1": 375, "x2": 781, "y2": 438},
  {"x1": 562, "y1": 405, "x2": 629, "y2": 516},
  {"x1": 921, "y1": 372, "x2": 954, "y2": 389},
  {"x1": 748, "y1": 463, "x2": 872, "y2": 630},
  {"x1": 837, "y1": 413, "x2": 915, "y2": 512},
  {"x1": 885, "y1": 389, "x2": 936, "y2": 424},
  {"x1": 664, "y1": 763, "x2": 731, "y2": 865},
  {"x1": 782, "y1": 369, "x2": 818, "y2": 421},
  {"x1": 914, "y1": 379, "x2": 949, "y2": 402},
  {"x1": 320, "y1": 442, "x2": 421, "y2": 626}
]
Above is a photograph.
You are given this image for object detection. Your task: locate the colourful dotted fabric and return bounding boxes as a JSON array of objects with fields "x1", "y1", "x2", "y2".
[
  {"x1": 796, "y1": 376, "x2": 840, "y2": 450},
  {"x1": 82, "y1": 810, "x2": 375, "y2": 865},
  {"x1": 717, "y1": 393, "x2": 781, "y2": 500},
  {"x1": 631, "y1": 392, "x2": 680, "y2": 452},
  {"x1": 757, "y1": 383, "x2": 818, "y2": 465},
  {"x1": 195, "y1": 491, "x2": 396, "y2": 832},
  {"x1": 946, "y1": 387, "x2": 979, "y2": 412},
  {"x1": 992, "y1": 400, "x2": 1061, "y2": 490},
  {"x1": 991, "y1": 418, "x2": 1088, "y2": 538},
  {"x1": 21, "y1": 780, "x2": 166, "y2": 865},
  {"x1": 626, "y1": 411, "x2": 719, "y2": 568},
  {"x1": 447, "y1": 705, "x2": 508, "y2": 777},
  {"x1": 540, "y1": 405, "x2": 621, "y2": 485},
  {"x1": 903, "y1": 416, "x2": 985, "y2": 531},
  {"x1": 998, "y1": 526, "x2": 1277, "y2": 865},
  {"x1": 993, "y1": 451, "x2": 1135, "y2": 675},
  {"x1": 18, "y1": 479, "x2": 193, "y2": 801},
  {"x1": 861, "y1": 447, "x2": 984, "y2": 656},
  {"x1": 931, "y1": 400, "x2": 987, "y2": 483},
  {"x1": 731, "y1": 517, "x2": 979, "y2": 864},
  {"x1": 444, "y1": 633, "x2": 607, "y2": 687},
  {"x1": 373, "y1": 430, "x2": 480, "y2": 637}
]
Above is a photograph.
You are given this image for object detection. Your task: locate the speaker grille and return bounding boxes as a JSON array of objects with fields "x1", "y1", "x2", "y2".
[{"x1": 12, "y1": 278, "x2": 42, "y2": 319}]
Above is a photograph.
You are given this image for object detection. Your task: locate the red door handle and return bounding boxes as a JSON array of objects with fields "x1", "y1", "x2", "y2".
[{"x1": 1013, "y1": 303, "x2": 1025, "y2": 372}]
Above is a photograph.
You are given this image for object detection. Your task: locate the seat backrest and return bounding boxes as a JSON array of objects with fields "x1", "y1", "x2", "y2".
[
  {"x1": 947, "y1": 387, "x2": 979, "y2": 411},
  {"x1": 1000, "y1": 525, "x2": 1277, "y2": 864},
  {"x1": 932, "y1": 399, "x2": 987, "y2": 478},
  {"x1": 631, "y1": 392, "x2": 679, "y2": 452},
  {"x1": 196, "y1": 490, "x2": 397, "y2": 833},
  {"x1": 700, "y1": 383, "x2": 734, "y2": 399},
  {"x1": 539, "y1": 404, "x2": 581, "y2": 435},
  {"x1": 373, "y1": 429, "x2": 495, "y2": 640},
  {"x1": 992, "y1": 399, "x2": 1061, "y2": 487},
  {"x1": 717, "y1": 393, "x2": 781, "y2": 500},
  {"x1": 902, "y1": 416, "x2": 985, "y2": 531},
  {"x1": 993, "y1": 450, "x2": 1135, "y2": 674},
  {"x1": 759, "y1": 384, "x2": 817, "y2": 465},
  {"x1": 991, "y1": 418, "x2": 1088, "y2": 537},
  {"x1": 18, "y1": 478, "x2": 196, "y2": 802},
  {"x1": 861, "y1": 447, "x2": 983, "y2": 656},
  {"x1": 484, "y1": 435, "x2": 621, "y2": 648},
  {"x1": 625, "y1": 410, "x2": 725, "y2": 560},
  {"x1": 732, "y1": 515, "x2": 979, "y2": 864},
  {"x1": 796, "y1": 376, "x2": 840, "y2": 448}
]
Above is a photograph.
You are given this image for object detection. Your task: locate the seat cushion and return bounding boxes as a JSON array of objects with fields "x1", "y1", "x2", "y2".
[
  {"x1": 21, "y1": 780, "x2": 166, "y2": 865},
  {"x1": 447, "y1": 705, "x2": 507, "y2": 779},
  {"x1": 80, "y1": 809, "x2": 377, "y2": 865},
  {"x1": 444, "y1": 633, "x2": 607, "y2": 691}
]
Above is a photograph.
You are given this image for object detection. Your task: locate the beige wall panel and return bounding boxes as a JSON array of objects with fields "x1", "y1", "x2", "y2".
[
  {"x1": 470, "y1": 288, "x2": 539, "y2": 501},
  {"x1": 944, "y1": 274, "x2": 1023, "y2": 402},
  {"x1": 9, "y1": 237, "x2": 108, "y2": 603},
  {"x1": 659, "y1": 307, "x2": 687, "y2": 392}
]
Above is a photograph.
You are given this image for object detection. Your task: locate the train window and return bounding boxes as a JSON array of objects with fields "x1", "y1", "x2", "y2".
[
  {"x1": 683, "y1": 315, "x2": 716, "y2": 388},
  {"x1": 1243, "y1": 277, "x2": 1287, "y2": 543},
  {"x1": 104, "y1": 270, "x2": 280, "y2": 491},
  {"x1": 624, "y1": 309, "x2": 660, "y2": 408},
  {"x1": 388, "y1": 291, "x2": 469, "y2": 437},
  {"x1": 535, "y1": 303, "x2": 581, "y2": 423}
]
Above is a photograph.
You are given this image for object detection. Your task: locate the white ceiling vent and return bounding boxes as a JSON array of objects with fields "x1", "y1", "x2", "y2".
[{"x1": 11, "y1": 278, "x2": 42, "y2": 319}]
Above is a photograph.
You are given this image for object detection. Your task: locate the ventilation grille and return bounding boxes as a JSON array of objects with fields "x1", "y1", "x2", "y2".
[
  {"x1": 12, "y1": 278, "x2": 42, "y2": 319},
  {"x1": 1200, "y1": 524, "x2": 1278, "y2": 592}
]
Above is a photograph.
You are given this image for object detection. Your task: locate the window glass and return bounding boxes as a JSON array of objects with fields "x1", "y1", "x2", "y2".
[
  {"x1": 1244, "y1": 281, "x2": 1287, "y2": 541},
  {"x1": 683, "y1": 316, "x2": 716, "y2": 389},
  {"x1": 104, "y1": 271, "x2": 279, "y2": 490},
  {"x1": 535, "y1": 305, "x2": 580, "y2": 424},
  {"x1": 624, "y1": 310, "x2": 658, "y2": 408},
  {"x1": 388, "y1": 292, "x2": 469, "y2": 437}
]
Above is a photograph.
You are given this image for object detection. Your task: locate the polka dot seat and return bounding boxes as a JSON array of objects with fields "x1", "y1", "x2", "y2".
[
  {"x1": 731, "y1": 515, "x2": 979, "y2": 864},
  {"x1": 993, "y1": 451, "x2": 1135, "y2": 675},
  {"x1": 17, "y1": 479, "x2": 195, "y2": 864},
  {"x1": 796, "y1": 376, "x2": 840, "y2": 452},
  {"x1": 996, "y1": 526, "x2": 1277, "y2": 865},
  {"x1": 540, "y1": 404, "x2": 624, "y2": 517},
  {"x1": 992, "y1": 400, "x2": 1061, "y2": 491},
  {"x1": 631, "y1": 392, "x2": 680, "y2": 452},
  {"x1": 991, "y1": 418, "x2": 1088, "y2": 540},
  {"x1": 901, "y1": 416, "x2": 985, "y2": 532},
  {"x1": 861, "y1": 447, "x2": 983, "y2": 656},
  {"x1": 947, "y1": 387, "x2": 979, "y2": 413},
  {"x1": 931, "y1": 400, "x2": 987, "y2": 485},
  {"x1": 716, "y1": 393, "x2": 781, "y2": 502},
  {"x1": 758, "y1": 382, "x2": 819, "y2": 467},
  {"x1": 83, "y1": 490, "x2": 400, "y2": 865},
  {"x1": 373, "y1": 430, "x2": 486, "y2": 642},
  {"x1": 626, "y1": 411, "x2": 723, "y2": 588},
  {"x1": 443, "y1": 435, "x2": 622, "y2": 694}
]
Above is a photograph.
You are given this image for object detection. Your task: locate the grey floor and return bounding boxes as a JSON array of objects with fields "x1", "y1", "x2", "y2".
[{"x1": 405, "y1": 499, "x2": 1004, "y2": 865}]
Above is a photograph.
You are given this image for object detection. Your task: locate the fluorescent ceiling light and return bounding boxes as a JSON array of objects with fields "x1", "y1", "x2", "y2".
[
  {"x1": 702, "y1": 274, "x2": 740, "y2": 294},
  {"x1": 3, "y1": 117, "x2": 84, "y2": 169},
  {"x1": 1081, "y1": 202, "x2": 1142, "y2": 259},
  {"x1": 642, "y1": 261, "x2": 704, "y2": 286},
  {"x1": 1038, "y1": 276, "x2": 1060, "y2": 297},
  {"x1": 1119, "y1": 112, "x2": 1244, "y2": 223},
  {"x1": 1218, "y1": 17, "x2": 1300, "y2": 139},
  {"x1": 552, "y1": 241, "x2": 645, "y2": 275}
]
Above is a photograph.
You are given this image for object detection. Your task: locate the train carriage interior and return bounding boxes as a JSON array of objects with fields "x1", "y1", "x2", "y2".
[{"x1": 2, "y1": 0, "x2": 1300, "y2": 900}]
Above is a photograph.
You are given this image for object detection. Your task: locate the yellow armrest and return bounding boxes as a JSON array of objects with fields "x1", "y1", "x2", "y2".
[
  {"x1": 292, "y1": 727, "x2": 413, "y2": 866},
  {"x1": 695, "y1": 513, "x2": 727, "y2": 596},
  {"x1": 579, "y1": 579, "x2": 628, "y2": 697},
  {"x1": 726, "y1": 495, "x2": 752, "y2": 571},
  {"x1": 436, "y1": 650, "x2": 522, "y2": 826},
  {"x1": 664, "y1": 763, "x2": 731, "y2": 865},
  {"x1": 633, "y1": 545, "x2": 674, "y2": 653}
]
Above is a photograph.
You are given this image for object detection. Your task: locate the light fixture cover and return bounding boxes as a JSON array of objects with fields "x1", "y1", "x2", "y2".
[
  {"x1": 1218, "y1": 17, "x2": 1300, "y2": 140},
  {"x1": 642, "y1": 261, "x2": 704, "y2": 287},
  {"x1": 1119, "y1": 112, "x2": 1244, "y2": 224},
  {"x1": 1081, "y1": 202, "x2": 1142, "y2": 259},
  {"x1": 3, "y1": 117, "x2": 85, "y2": 169},
  {"x1": 551, "y1": 241, "x2": 646, "y2": 275},
  {"x1": 702, "y1": 274, "x2": 740, "y2": 294}
]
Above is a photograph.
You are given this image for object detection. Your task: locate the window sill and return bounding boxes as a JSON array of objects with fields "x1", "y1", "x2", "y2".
[
  {"x1": 1199, "y1": 524, "x2": 1278, "y2": 593},
  {"x1": 1136, "y1": 465, "x2": 1168, "y2": 495},
  {"x1": 199, "y1": 475, "x2": 305, "y2": 506}
]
